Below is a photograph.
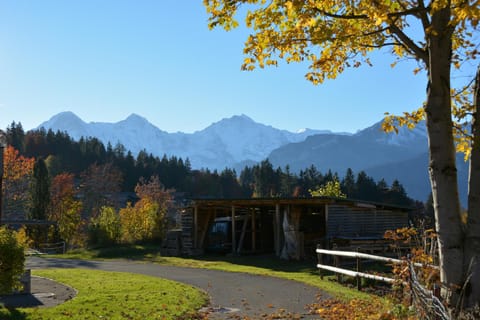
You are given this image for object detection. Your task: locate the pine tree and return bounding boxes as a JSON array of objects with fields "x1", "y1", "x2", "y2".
[{"x1": 28, "y1": 158, "x2": 50, "y2": 220}]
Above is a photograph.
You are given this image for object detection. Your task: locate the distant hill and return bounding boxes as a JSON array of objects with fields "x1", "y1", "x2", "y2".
[
  {"x1": 268, "y1": 120, "x2": 468, "y2": 204},
  {"x1": 268, "y1": 120, "x2": 428, "y2": 173}
]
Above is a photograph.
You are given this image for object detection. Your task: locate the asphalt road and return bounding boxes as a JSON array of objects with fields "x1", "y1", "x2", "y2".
[{"x1": 27, "y1": 257, "x2": 325, "y2": 319}]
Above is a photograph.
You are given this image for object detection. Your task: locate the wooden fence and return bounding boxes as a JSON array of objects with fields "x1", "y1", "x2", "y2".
[
  {"x1": 316, "y1": 246, "x2": 449, "y2": 320},
  {"x1": 316, "y1": 246, "x2": 401, "y2": 289},
  {"x1": 316, "y1": 247, "x2": 439, "y2": 285}
]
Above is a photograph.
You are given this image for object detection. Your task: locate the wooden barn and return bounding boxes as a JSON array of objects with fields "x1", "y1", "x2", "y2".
[{"x1": 179, "y1": 197, "x2": 410, "y2": 259}]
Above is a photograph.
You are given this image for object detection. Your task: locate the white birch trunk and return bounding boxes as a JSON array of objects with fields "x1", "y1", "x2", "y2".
[
  {"x1": 426, "y1": 5, "x2": 464, "y2": 303},
  {"x1": 465, "y1": 65, "x2": 480, "y2": 307}
]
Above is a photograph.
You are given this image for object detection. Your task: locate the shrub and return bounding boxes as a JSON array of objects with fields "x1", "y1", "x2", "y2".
[
  {"x1": 88, "y1": 206, "x2": 122, "y2": 247},
  {"x1": 0, "y1": 226, "x2": 26, "y2": 294},
  {"x1": 120, "y1": 199, "x2": 159, "y2": 243}
]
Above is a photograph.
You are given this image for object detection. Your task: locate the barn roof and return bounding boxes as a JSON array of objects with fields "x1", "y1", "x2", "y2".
[{"x1": 187, "y1": 196, "x2": 412, "y2": 212}]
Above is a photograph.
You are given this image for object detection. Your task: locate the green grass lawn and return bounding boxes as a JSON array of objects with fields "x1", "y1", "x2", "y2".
[
  {"x1": 0, "y1": 269, "x2": 207, "y2": 320},
  {"x1": 50, "y1": 244, "x2": 376, "y2": 301}
]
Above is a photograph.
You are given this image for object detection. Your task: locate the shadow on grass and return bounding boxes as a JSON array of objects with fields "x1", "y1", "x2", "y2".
[
  {"x1": 198, "y1": 253, "x2": 318, "y2": 272},
  {"x1": 62, "y1": 244, "x2": 171, "y2": 263},
  {"x1": 53, "y1": 244, "x2": 337, "y2": 282},
  {"x1": 61, "y1": 244, "x2": 321, "y2": 274},
  {"x1": 0, "y1": 307, "x2": 28, "y2": 320}
]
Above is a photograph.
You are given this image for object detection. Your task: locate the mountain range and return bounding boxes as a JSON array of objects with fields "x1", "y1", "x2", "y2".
[{"x1": 37, "y1": 111, "x2": 469, "y2": 204}]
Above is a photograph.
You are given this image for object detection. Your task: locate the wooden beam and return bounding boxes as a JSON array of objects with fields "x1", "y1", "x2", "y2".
[
  {"x1": 316, "y1": 248, "x2": 439, "y2": 269},
  {"x1": 193, "y1": 206, "x2": 198, "y2": 249},
  {"x1": 231, "y1": 206, "x2": 236, "y2": 254},
  {"x1": 198, "y1": 209, "x2": 212, "y2": 249},
  {"x1": 237, "y1": 213, "x2": 249, "y2": 254},
  {"x1": 325, "y1": 204, "x2": 329, "y2": 240},
  {"x1": 316, "y1": 263, "x2": 395, "y2": 284},
  {"x1": 251, "y1": 209, "x2": 256, "y2": 252},
  {"x1": 275, "y1": 203, "x2": 281, "y2": 257}
]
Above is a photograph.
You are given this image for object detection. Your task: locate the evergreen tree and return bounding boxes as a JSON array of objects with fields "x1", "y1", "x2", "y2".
[
  {"x1": 341, "y1": 168, "x2": 356, "y2": 198},
  {"x1": 239, "y1": 166, "x2": 255, "y2": 197},
  {"x1": 355, "y1": 171, "x2": 378, "y2": 202},
  {"x1": 29, "y1": 158, "x2": 50, "y2": 220},
  {"x1": 6, "y1": 122, "x2": 25, "y2": 153}
]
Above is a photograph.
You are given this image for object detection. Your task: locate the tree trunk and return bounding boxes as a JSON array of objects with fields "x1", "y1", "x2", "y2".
[
  {"x1": 280, "y1": 205, "x2": 300, "y2": 260},
  {"x1": 426, "y1": 5, "x2": 464, "y2": 304},
  {"x1": 465, "y1": 65, "x2": 480, "y2": 307}
]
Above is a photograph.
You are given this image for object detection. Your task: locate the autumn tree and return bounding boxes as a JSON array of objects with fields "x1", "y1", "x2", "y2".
[
  {"x1": 204, "y1": 0, "x2": 479, "y2": 308},
  {"x1": 134, "y1": 176, "x2": 174, "y2": 240},
  {"x1": 310, "y1": 179, "x2": 346, "y2": 198},
  {"x1": 48, "y1": 173, "x2": 83, "y2": 248},
  {"x1": 119, "y1": 198, "x2": 159, "y2": 243},
  {"x1": 2, "y1": 146, "x2": 34, "y2": 220},
  {"x1": 80, "y1": 162, "x2": 123, "y2": 218},
  {"x1": 89, "y1": 206, "x2": 121, "y2": 246}
]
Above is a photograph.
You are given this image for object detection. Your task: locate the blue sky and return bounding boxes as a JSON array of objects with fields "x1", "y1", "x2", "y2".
[{"x1": 0, "y1": 1, "x2": 431, "y2": 133}]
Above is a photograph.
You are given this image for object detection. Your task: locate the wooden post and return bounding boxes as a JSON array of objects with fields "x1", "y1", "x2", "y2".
[
  {"x1": 237, "y1": 213, "x2": 249, "y2": 254},
  {"x1": 231, "y1": 206, "x2": 236, "y2": 254},
  {"x1": 275, "y1": 203, "x2": 281, "y2": 257},
  {"x1": 193, "y1": 206, "x2": 198, "y2": 249},
  {"x1": 356, "y1": 247, "x2": 361, "y2": 291},
  {"x1": 199, "y1": 210, "x2": 212, "y2": 249},
  {"x1": 317, "y1": 243, "x2": 324, "y2": 279},
  {"x1": 333, "y1": 243, "x2": 342, "y2": 283},
  {"x1": 251, "y1": 209, "x2": 256, "y2": 252},
  {"x1": 324, "y1": 204, "x2": 329, "y2": 239}
]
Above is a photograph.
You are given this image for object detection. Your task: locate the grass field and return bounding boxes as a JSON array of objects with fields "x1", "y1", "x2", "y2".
[
  {"x1": 51, "y1": 244, "x2": 377, "y2": 301},
  {"x1": 0, "y1": 247, "x2": 401, "y2": 320},
  {"x1": 0, "y1": 269, "x2": 207, "y2": 320}
]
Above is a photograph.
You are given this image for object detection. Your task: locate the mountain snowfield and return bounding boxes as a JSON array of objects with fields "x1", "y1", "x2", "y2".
[
  {"x1": 37, "y1": 111, "x2": 467, "y2": 203},
  {"x1": 38, "y1": 112, "x2": 334, "y2": 169}
]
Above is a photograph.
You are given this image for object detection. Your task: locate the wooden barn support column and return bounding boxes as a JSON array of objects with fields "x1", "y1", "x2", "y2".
[
  {"x1": 275, "y1": 203, "x2": 281, "y2": 257},
  {"x1": 231, "y1": 205, "x2": 236, "y2": 255},
  {"x1": 325, "y1": 204, "x2": 329, "y2": 247},
  {"x1": 251, "y1": 208, "x2": 256, "y2": 252},
  {"x1": 198, "y1": 209, "x2": 213, "y2": 249},
  {"x1": 193, "y1": 205, "x2": 198, "y2": 249},
  {"x1": 237, "y1": 210, "x2": 249, "y2": 254}
]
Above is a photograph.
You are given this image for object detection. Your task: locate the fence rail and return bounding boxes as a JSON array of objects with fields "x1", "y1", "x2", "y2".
[
  {"x1": 316, "y1": 246, "x2": 449, "y2": 320},
  {"x1": 316, "y1": 248, "x2": 439, "y2": 270},
  {"x1": 38, "y1": 241, "x2": 66, "y2": 254}
]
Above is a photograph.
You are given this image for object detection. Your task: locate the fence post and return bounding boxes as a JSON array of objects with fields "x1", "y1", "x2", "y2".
[
  {"x1": 63, "y1": 241, "x2": 66, "y2": 254},
  {"x1": 317, "y1": 243, "x2": 324, "y2": 279},
  {"x1": 356, "y1": 247, "x2": 361, "y2": 291},
  {"x1": 333, "y1": 243, "x2": 342, "y2": 283}
]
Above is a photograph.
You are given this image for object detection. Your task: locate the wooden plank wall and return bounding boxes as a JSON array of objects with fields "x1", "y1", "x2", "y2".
[{"x1": 326, "y1": 205, "x2": 408, "y2": 239}]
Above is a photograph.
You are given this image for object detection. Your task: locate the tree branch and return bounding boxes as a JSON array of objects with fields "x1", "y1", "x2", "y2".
[
  {"x1": 389, "y1": 23, "x2": 429, "y2": 66},
  {"x1": 361, "y1": 42, "x2": 403, "y2": 48},
  {"x1": 315, "y1": 6, "x2": 428, "y2": 20},
  {"x1": 315, "y1": 9, "x2": 368, "y2": 20},
  {"x1": 418, "y1": 0, "x2": 431, "y2": 31}
]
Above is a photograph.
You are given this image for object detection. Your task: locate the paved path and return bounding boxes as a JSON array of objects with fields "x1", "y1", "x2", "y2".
[{"x1": 27, "y1": 257, "x2": 325, "y2": 319}]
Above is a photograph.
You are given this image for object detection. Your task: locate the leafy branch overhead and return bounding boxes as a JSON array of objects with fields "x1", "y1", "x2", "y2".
[
  {"x1": 205, "y1": 0, "x2": 479, "y2": 155},
  {"x1": 205, "y1": 1, "x2": 477, "y2": 80}
]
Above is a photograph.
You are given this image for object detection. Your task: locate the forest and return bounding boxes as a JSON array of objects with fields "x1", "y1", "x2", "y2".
[{"x1": 2, "y1": 121, "x2": 425, "y2": 247}]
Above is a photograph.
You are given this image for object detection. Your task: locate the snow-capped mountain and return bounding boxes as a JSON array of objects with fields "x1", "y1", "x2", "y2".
[
  {"x1": 37, "y1": 111, "x2": 465, "y2": 203},
  {"x1": 37, "y1": 112, "x2": 331, "y2": 169},
  {"x1": 268, "y1": 119, "x2": 428, "y2": 173}
]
